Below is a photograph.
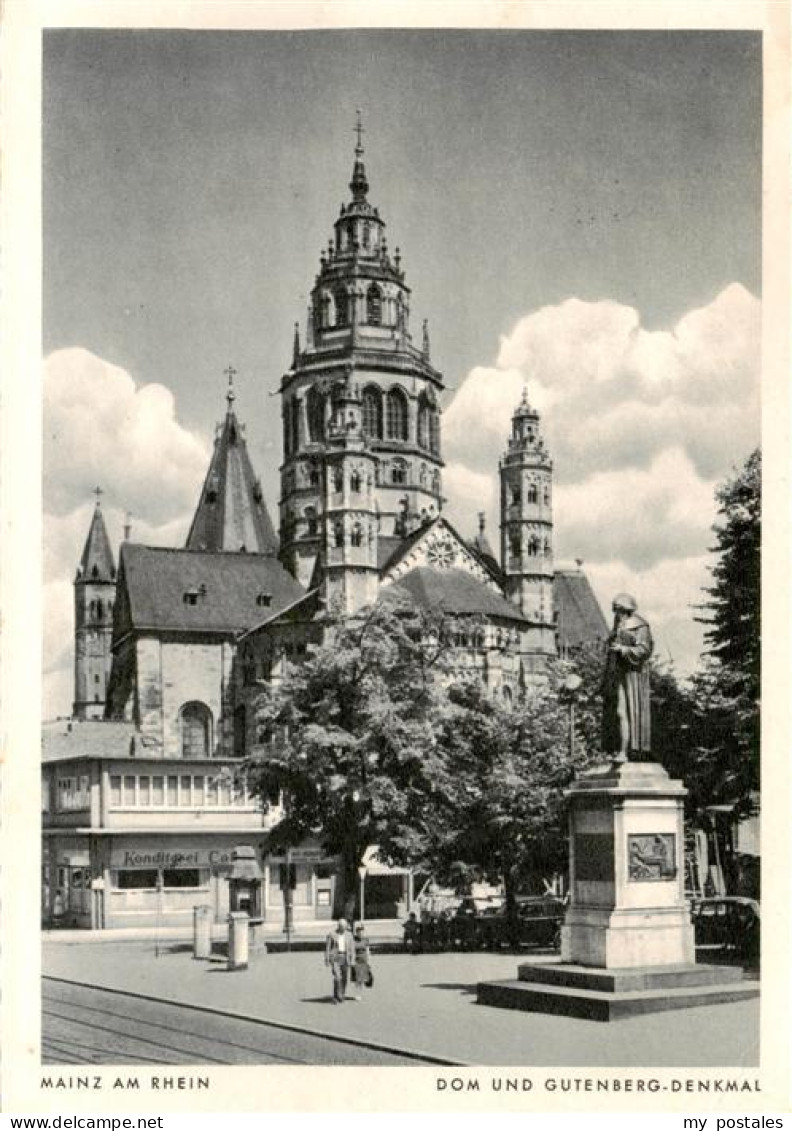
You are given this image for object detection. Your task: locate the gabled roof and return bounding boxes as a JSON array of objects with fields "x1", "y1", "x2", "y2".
[
  {"x1": 553, "y1": 567, "x2": 609, "y2": 650},
  {"x1": 78, "y1": 502, "x2": 115, "y2": 581},
  {"x1": 388, "y1": 566, "x2": 527, "y2": 623},
  {"x1": 186, "y1": 405, "x2": 278, "y2": 554},
  {"x1": 117, "y1": 544, "x2": 305, "y2": 635},
  {"x1": 379, "y1": 515, "x2": 502, "y2": 588}
]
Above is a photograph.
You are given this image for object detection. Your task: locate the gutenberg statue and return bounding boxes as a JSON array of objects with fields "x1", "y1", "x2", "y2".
[{"x1": 602, "y1": 593, "x2": 653, "y2": 762}]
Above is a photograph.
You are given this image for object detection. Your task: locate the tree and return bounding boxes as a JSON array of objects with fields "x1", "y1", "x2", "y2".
[
  {"x1": 244, "y1": 594, "x2": 458, "y2": 917},
  {"x1": 692, "y1": 449, "x2": 760, "y2": 813},
  {"x1": 426, "y1": 661, "x2": 601, "y2": 924}
]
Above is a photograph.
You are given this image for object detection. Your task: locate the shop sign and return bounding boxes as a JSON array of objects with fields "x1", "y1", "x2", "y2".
[{"x1": 111, "y1": 847, "x2": 236, "y2": 868}]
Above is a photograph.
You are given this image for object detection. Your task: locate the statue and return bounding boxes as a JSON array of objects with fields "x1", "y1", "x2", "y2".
[{"x1": 601, "y1": 593, "x2": 653, "y2": 762}]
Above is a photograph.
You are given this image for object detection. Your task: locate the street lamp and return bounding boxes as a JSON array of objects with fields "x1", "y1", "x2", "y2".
[
  {"x1": 563, "y1": 673, "x2": 583, "y2": 761},
  {"x1": 358, "y1": 864, "x2": 368, "y2": 924}
]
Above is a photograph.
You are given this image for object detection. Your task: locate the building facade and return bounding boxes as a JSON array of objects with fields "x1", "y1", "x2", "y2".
[{"x1": 43, "y1": 120, "x2": 608, "y2": 928}]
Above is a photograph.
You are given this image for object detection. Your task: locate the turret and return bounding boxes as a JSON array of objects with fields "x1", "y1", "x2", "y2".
[
  {"x1": 73, "y1": 490, "x2": 116, "y2": 719},
  {"x1": 279, "y1": 113, "x2": 445, "y2": 584},
  {"x1": 499, "y1": 389, "x2": 556, "y2": 655},
  {"x1": 321, "y1": 378, "x2": 379, "y2": 615}
]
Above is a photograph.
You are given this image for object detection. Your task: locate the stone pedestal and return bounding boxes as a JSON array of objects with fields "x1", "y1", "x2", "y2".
[
  {"x1": 561, "y1": 761, "x2": 694, "y2": 969},
  {"x1": 477, "y1": 761, "x2": 758, "y2": 1021}
]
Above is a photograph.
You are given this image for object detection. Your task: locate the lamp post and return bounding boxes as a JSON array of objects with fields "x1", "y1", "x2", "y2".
[
  {"x1": 563, "y1": 673, "x2": 583, "y2": 761},
  {"x1": 358, "y1": 864, "x2": 368, "y2": 924}
]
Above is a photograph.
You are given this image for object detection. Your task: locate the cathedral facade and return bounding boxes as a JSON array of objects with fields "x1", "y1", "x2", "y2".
[{"x1": 42, "y1": 123, "x2": 607, "y2": 930}]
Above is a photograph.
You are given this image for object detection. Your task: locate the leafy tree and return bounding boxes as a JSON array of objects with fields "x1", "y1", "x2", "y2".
[
  {"x1": 692, "y1": 449, "x2": 761, "y2": 813},
  {"x1": 244, "y1": 594, "x2": 458, "y2": 917},
  {"x1": 427, "y1": 662, "x2": 601, "y2": 925}
]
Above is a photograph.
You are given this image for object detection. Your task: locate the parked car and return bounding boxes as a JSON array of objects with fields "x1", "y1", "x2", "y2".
[
  {"x1": 481, "y1": 895, "x2": 566, "y2": 951},
  {"x1": 449, "y1": 896, "x2": 504, "y2": 950},
  {"x1": 690, "y1": 896, "x2": 760, "y2": 964}
]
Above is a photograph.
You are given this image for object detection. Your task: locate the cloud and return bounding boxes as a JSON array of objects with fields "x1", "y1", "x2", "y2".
[
  {"x1": 442, "y1": 284, "x2": 760, "y2": 675},
  {"x1": 44, "y1": 348, "x2": 210, "y2": 522},
  {"x1": 43, "y1": 349, "x2": 209, "y2": 716}
]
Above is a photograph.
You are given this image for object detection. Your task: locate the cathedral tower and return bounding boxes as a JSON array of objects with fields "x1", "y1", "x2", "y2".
[
  {"x1": 320, "y1": 377, "x2": 380, "y2": 615},
  {"x1": 73, "y1": 492, "x2": 116, "y2": 719},
  {"x1": 499, "y1": 390, "x2": 556, "y2": 655},
  {"x1": 186, "y1": 370, "x2": 279, "y2": 554},
  {"x1": 279, "y1": 113, "x2": 445, "y2": 587}
]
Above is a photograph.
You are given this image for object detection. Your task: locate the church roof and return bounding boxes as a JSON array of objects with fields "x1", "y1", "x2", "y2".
[
  {"x1": 388, "y1": 566, "x2": 527, "y2": 623},
  {"x1": 186, "y1": 393, "x2": 278, "y2": 555},
  {"x1": 118, "y1": 544, "x2": 304, "y2": 635},
  {"x1": 553, "y1": 567, "x2": 609, "y2": 650},
  {"x1": 78, "y1": 501, "x2": 116, "y2": 581}
]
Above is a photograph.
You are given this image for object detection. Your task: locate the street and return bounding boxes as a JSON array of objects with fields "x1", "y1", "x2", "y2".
[
  {"x1": 43, "y1": 979, "x2": 439, "y2": 1066},
  {"x1": 43, "y1": 940, "x2": 759, "y2": 1067}
]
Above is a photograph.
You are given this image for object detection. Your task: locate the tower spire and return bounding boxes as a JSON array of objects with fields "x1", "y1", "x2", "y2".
[
  {"x1": 350, "y1": 109, "x2": 369, "y2": 202},
  {"x1": 224, "y1": 364, "x2": 237, "y2": 410}
]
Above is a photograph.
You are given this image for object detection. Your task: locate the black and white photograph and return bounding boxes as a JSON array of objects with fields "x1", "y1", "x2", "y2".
[{"x1": 2, "y1": 1, "x2": 789, "y2": 1116}]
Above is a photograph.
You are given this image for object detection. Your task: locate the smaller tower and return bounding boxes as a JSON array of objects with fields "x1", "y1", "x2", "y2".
[
  {"x1": 74, "y1": 489, "x2": 117, "y2": 719},
  {"x1": 499, "y1": 389, "x2": 555, "y2": 656},
  {"x1": 321, "y1": 377, "x2": 379, "y2": 615}
]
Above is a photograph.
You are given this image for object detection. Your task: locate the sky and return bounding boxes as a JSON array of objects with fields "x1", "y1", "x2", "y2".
[{"x1": 43, "y1": 29, "x2": 761, "y2": 716}]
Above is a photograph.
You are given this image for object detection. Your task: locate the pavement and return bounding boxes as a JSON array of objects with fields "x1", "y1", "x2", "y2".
[{"x1": 43, "y1": 934, "x2": 759, "y2": 1068}]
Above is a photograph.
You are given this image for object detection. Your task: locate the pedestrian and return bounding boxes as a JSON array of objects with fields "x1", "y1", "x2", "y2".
[
  {"x1": 403, "y1": 911, "x2": 421, "y2": 954},
  {"x1": 351, "y1": 922, "x2": 373, "y2": 1000},
  {"x1": 324, "y1": 917, "x2": 354, "y2": 1004}
]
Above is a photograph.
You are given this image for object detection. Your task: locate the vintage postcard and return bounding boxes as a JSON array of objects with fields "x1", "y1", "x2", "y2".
[{"x1": 1, "y1": 0, "x2": 789, "y2": 1116}]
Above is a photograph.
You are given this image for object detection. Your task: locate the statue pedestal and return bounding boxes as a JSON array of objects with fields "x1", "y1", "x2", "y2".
[
  {"x1": 477, "y1": 761, "x2": 758, "y2": 1021},
  {"x1": 561, "y1": 761, "x2": 694, "y2": 968}
]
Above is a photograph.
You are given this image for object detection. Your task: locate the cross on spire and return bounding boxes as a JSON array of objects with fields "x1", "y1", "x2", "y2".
[
  {"x1": 224, "y1": 364, "x2": 237, "y2": 408},
  {"x1": 354, "y1": 109, "x2": 365, "y2": 155},
  {"x1": 93, "y1": 486, "x2": 104, "y2": 505}
]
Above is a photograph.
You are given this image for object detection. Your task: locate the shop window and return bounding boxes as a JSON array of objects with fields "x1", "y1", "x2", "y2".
[
  {"x1": 179, "y1": 775, "x2": 192, "y2": 806},
  {"x1": 180, "y1": 701, "x2": 212, "y2": 758},
  {"x1": 138, "y1": 776, "x2": 151, "y2": 806},
  {"x1": 115, "y1": 870, "x2": 158, "y2": 890},
  {"x1": 162, "y1": 868, "x2": 201, "y2": 889},
  {"x1": 123, "y1": 775, "x2": 136, "y2": 806},
  {"x1": 193, "y1": 775, "x2": 205, "y2": 803},
  {"x1": 152, "y1": 776, "x2": 164, "y2": 806},
  {"x1": 167, "y1": 776, "x2": 178, "y2": 806},
  {"x1": 110, "y1": 776, "x2": 122, "y2": 806}
]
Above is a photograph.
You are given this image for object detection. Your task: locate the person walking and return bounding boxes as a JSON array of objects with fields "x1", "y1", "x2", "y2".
[
  {"x1": 351, "y1": 922, "x2": 373, "y2": 1000},
  {"x1": 324, "y1": 918, "x2": 354, "y2": 1004}
]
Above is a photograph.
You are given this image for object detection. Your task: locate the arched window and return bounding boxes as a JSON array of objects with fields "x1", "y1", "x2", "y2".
[
  {"x1": 363, "y1": 222, "x2": 371, "y2": 248},
  {"x1": 335, "y1": 289, "x2": 349, "y2": 328},
  {"x1": 366, "y1": 284, "x2": 382, "y2": 325},
  {"x1": 291, "y1": 399, "x2": 300, "y2": 453},
  {"x1": 233, "y1": 706, "x2": 246, "y2": 758},
  {"x1": 386, "y1": 388, "x2": 409, "y2": 440},
  {"x1": 283, "y1": 400, "x2": 291, "y2": 456},
  {"x1": 429, "y1": 410, "x2": 440, "y2": 455},
  {"x1": 350, "y1": 470, "x2": 361, "y2": 493},
  {"x1": 333, "y1": 467, "x2": 343, "y2": 493},
  {"x1": 511, "y1": 487, "x2": 521, "y2": 507},
  {"x1": 334, "y1": 522, "x2": 344, "y2": 548},
  {"x1": 544, "y1": 538, "x2": 551, "y2": 557},
  {"x1": 417, "y1": 402, "x2": 430, "y2": 449},
  {"x1": 308, "y1": 462, "x2": 320, "y2": 487},
  {"x1": 306, "y1": 388, "x2": 325, "y2": 442},
  {"x1": 419, "y1": 464, "x2": 428, "y2": 488},
  {"x1": 528, "y1": 535, "x2": 540, "y2": 557},
  {"x1": 362, "y1": 387, "x2": 383, "y2": 438},
  {"x1": 351, "y1": 523, "x2": 363, "y2": 548},
  {"x1": 432, "y1": 469, "x2": 441, "y2": 496},
  {"x1": 527, "y1": 484, "x2": 538, "y2": 504},
  {"x1": 96, "y1": 599, "x2": 103, "y2": 620},
  {"x1": 543, "y1": 485, "x2": 551, "y2": 505},
  {"x1": 396, "y1": 293, "x2": 405, "y2": 331},
  {"x1": 304, "y1": 507, "x2": 318, "y2": 537},
  {"x1": 180, "y1": 702, "x2": 212, "y2": 759},
  {"x1": 510, "y1": 534, "x2": 521, "y2": 558},
  {"x1": 502, "y1": 685, "x2": 513, "y2": 708},
  {"x1": 320, "y1": 291, "x2": 332, "y2": 328},
  {"x1": 391, "y1": 459, "x2": 407, "y2": 486}
]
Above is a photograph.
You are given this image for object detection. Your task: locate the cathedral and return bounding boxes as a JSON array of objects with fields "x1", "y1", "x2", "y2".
[{"x1": 42, "y1": 120, "x2": 607, "y2": 929}]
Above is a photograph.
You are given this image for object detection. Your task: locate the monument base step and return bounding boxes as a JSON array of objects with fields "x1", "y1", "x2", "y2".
[
  {"x1": 517, "y1": 961, "x2": 744, "y2": 994},
  {"x1": 477, "y1": 967, "x2": 758, "y2": 1022}
]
